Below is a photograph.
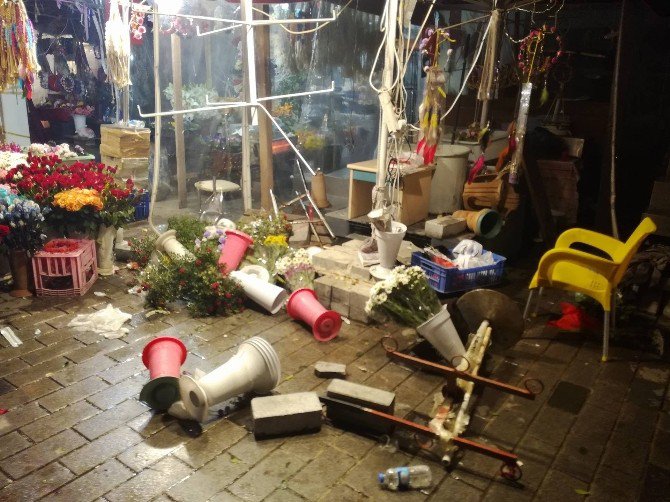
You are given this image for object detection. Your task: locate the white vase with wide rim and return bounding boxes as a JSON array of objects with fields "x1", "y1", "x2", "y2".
[
  {"x1": 372, "y1": 221, "x2": 407, "y2": 278},
  {"x1": 416, "y1": 305, "x2": 466, "y2": 362},
  {"x1": 96, "y1": 225, "x2": 116, "y2": 276}
]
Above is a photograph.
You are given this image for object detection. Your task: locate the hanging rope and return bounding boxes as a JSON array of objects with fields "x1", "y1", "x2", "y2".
[
  {"x1": 477, "y1": 9, "x2": 500, "y2": 101},
  {"x1": 105, "y1": 0, "x2": 131, "y2": 87}
]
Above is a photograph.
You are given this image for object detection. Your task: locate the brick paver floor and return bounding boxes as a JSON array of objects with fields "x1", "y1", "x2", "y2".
[{"x1": 0, "y1": 267, "x2": 669, "y2": 501}]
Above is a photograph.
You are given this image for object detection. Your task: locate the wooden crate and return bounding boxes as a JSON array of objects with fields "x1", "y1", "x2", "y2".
[
  {"x1": 100, "y1": 125, "x2": 150, "y2": 158},
  {"x1": 101, "y1": 154, "x2": 149, "y2": 180}
]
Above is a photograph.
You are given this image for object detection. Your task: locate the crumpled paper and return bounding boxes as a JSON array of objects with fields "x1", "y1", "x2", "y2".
[{"x1": 67, "y1": 303, "x2": 132, "y2": 339}]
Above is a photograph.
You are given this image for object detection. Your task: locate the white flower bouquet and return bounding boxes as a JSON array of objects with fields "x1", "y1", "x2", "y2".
[
  {"x1": 276, "y1": 248, "x2": 316, "y2": 292},
  {"x1": 365, "y1": 266, "x2": 442, "y2": 327}
]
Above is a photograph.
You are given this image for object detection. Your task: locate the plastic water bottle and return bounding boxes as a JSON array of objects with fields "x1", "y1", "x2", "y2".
[{"x1": 378, "y1": 465, "x2": 432, "y2": 491}]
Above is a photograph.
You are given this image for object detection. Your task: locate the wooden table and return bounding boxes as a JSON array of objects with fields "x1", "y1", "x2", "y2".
[{"x1": 347, "y1": 159, "x2": 434, "y2": 226}]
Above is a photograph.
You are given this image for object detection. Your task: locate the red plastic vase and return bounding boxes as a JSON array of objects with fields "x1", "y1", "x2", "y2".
[
  {"x1": 287, "y1": 288, "x2": 342, "y2": 342},
  {"x1": 140, "y1": 336, "x2": 188, "y2": 411},
  {"x1": 218, "y1": 229, "x2": 253, "y2": 274}
]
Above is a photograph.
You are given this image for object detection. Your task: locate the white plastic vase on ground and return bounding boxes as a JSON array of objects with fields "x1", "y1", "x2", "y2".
[
  {"x1": 179, "y1": 337, "x2": 281, "y2": 422},
  {"x1": 374, "y1": 221, "x2": 407, "y2": 270},
  {"x1": 416, "y1": 305, "x2": 466, "y2": 362},
  {"x1": 230, "y1": 270, "x2": 288, "y2": 314},
  {"x1": 73, "y1": 114, "x2": 87, "y2": 132},
  {"x1": 96, "y1": 224, "x2": 116, "y2": 276},
  {"x1": 155, "y1": 229, "x2": 194, "y2": 260}
]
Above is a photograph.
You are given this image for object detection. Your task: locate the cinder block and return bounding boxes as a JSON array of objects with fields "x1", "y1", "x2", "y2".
[
  {"x1": 289, "y1": 222, "x2": 310, "y2": 247},
  {"x1": 424, "y1": 216, "x2": 467, "y2": 239},
  {"x1": 314, "y1": 361, "x2": 347, "y2": 379},
  {"x1": 349, "y1": 307, "x2": 371, "y2": 324},
  {"x1": 330, "y1": 301, "x2": 349, "y2": 318},
  {"x1": 313, "y1": 276, "x2": 333, "y2": 308},
  {"x1": 350, "y1": 284, "x2": 372, "y2": 313},
  {"x1": 348, "y1": 262, "x2": 371, "y2": 281},
  {"x1": 326, "y1": 380, "x2": 395, "y2": 434},
  {"x1": 331, "y1": 279, "x2": 351, "y2": 306},
  {"x1": 342, "y1": 239, "x2": 366, "y2": 250},
  {"x1": 312, "y1": 248, "x2": 353, "y2": 272},
  {"x1": 251, "y1": 392, "x2": 322, "y2": 438}
]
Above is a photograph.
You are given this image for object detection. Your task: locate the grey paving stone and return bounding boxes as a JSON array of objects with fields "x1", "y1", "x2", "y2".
[
  {"x1": 173, "y1": 419, "x2": 248, "y2": 468},
  {"x1": 0, "y1": 377, "x2": 61, "y2": 410},
  {"x1": 314, "y1": 361, "x2": 347, "y2": 378},
  {"x1": 49, "y1": 459, "x2": 134, "y2": 502},
  {"x1": 117, "y1": 422, "x2": 191, "y2": 472},
  {"x1": 0, "y1": 462, "x2": 74, "y2": 501},
  {"x1": 74, "y1": 398, "x2": 146, "y2": 440},
  {"x1": 0, "y1": 428, "x2": 87, "y2": 479},
  {"x1": 0, "y1": 400, "x2": 48, "y2": 435},
  {"x1": 20, "y1": 399, "x2": 99, "y2": 442},
  {"x1": 288, "y1": 446, "x2": 356, "y2": 500},
  {"x1": 168, "y1": 453, "x2": 250, "y2": 502},
  {"x1": 105, "y1": 456, "x2": 192, "y2": 502},
  {"x1": 61, "y1": 426, "x2": 144, "y2": 475},
  {"x1": 0, "y1": 431, "x2": 32, "y2": 461},
  {"x1": 39, "y1": 375, "x2": 109, "y2": 412}
]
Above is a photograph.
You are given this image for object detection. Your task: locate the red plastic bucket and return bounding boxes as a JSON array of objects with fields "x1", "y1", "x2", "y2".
[
  {"x1": 286, "y1": 288, "x2": 342, "y2": 342},
  {"x1": 142, "y1": 336, "x2": 188, "y2": 379},
  {"x1": 218, "y1": 230, "x2": 254, "y2": 274}
]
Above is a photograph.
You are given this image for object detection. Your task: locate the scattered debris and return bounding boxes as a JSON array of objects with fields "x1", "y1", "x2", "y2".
[
  {"x1": 314, "y1": 361, "x2": 347, "y2": 379},
  {"x1": 67, "y1": 303, "x2": 132, "y2": 339},
  {"x1": 1, "y1": 327, "x2": 22, "y2": 347},
  {"x1": 0, "y1": 409, "x2": 8, "y2": 415},
  {"x1": 34, "y1": 329, "x2": 41, "y2": 336},
  {"x1": 378, "y1": 465, "x2": 432, "y2": 491},
  {"x1": 94, "y1": 291, "x2": 109, "y2": 298}
]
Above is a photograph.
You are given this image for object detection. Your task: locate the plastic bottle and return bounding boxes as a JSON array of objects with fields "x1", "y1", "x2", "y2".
[{"x1": 378, "y1": 465, "x2": 432, "y2": 491}]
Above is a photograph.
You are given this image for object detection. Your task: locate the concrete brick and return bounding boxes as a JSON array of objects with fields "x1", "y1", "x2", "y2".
[
  {"x1": 397, "y1": 240, "x2": 422, "y2": 265},
  {"x1": 331, "y1": 279, "x2": 350, "y2": 306},
  {"x1": 424, "y1": 215, "x2": 467, "y2": 239},
  {"x1": 326, "y1": 379, "x2": 395, "y2": 434},
  {"x1": 252, "y1": 392, "x2": 322, "y2": 437},
  {"x1": 315, "y1": 361, "x2": 347, "y2": 379},
  {"x1": 314, "y1": 276, "x2": 333, "y2": 308},
  {"x1": 350, "y1": 283, "x2": 372, "y2": 312},
  {"x1": 288, "y1": 222, "x2": 310, "y2": 247},
  {"x1": 349, "y1": 307, "x2": 371, "y2": 324},
  {"x1": 342, "y1": 239, "x2": 366, "y2": 250},
  {"x1": 330, "y1": 301, "x2": 350, "y2": 318}
]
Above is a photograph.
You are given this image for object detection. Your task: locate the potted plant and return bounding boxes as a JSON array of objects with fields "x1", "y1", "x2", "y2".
[
  {"x1": 365, "y1": 266, "x2": 465, "y2": 361},
  {"x1": 0, "y1": 191, "x2": 48, "y2": 297}
]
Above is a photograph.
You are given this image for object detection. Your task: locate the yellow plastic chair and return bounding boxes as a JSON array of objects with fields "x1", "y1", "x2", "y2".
[{"x1": 524, "y1": 217, "x2": 657, "y2": 361}]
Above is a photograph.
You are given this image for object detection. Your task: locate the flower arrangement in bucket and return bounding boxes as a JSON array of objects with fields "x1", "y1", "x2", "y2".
[
  {"x1": 276, "y1": 248, "x2": 316, "y2": 292},
  {"x1": 365, "y1": 266, "x2": 465, "y2": 361},
  {"x1": 0, "y1": 190, "x2": 49, "y2": 297},
  {"x1": 250, "y1": 234, "x2": 290, "y2": 282}
]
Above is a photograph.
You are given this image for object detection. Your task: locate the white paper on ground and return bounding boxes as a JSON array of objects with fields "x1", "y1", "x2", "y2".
[
  {"x1": 1, "y1": 327, "x2": 22, "y2": 347},
  {"x1": 67, "y1": 303, "x2": 133, "y2": 339}
]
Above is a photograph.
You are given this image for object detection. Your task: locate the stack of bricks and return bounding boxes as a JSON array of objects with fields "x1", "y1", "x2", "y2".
[{"x1": 314, "y1": 275, "x2": 372, "y2": 324}]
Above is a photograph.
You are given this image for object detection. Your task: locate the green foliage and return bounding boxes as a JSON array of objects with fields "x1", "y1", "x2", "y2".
[
  {"x1": 167, "y1": 216, "x2": 207, "y2": 252},
  {"x1": 238, "y1": 211, "x2": 292, "y2": 245},
  {"x1": 141, "y1": 239, "x2": 245, "y2": 317},
  {"x1": 129, "y1": 232, "x2": 157, "y2": 268}
]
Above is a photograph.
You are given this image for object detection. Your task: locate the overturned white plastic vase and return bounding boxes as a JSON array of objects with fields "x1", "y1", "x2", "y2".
[
  {"x1": 155, "y1": 230, "x2": 194, "y2": 260},
  {"x1": 374, "y1": 221, "x2": 407, "y2": 270},
  {"x1": 416, "y1": 305, "x2": 466, "y2": 362},
  {"x1": 230, "y1": 270, "x2": 288, "y2": 314},
  {"x1": 179, "y1": 337, "x2": 281, "y2": 422},
  {"x1": 96, "y1": 224, "x2": 116, "y2": 276}
]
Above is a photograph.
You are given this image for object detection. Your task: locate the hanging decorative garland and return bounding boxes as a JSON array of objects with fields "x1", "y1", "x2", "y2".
[
  {"x1": 105, "y1": 0, "x2": 131, "y2": 87},
  {"x1": 0, "y1": 0, "x2": 40, "y2": 99}
]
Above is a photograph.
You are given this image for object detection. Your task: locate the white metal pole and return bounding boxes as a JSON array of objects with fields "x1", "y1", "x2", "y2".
[
  {"x1": 149, "y1": 3, "x2": 161, "y2": 233},
  {"x1": 375, "y1": 0, "x2": 399, "y2": 200},
  {"x1": 240, "y1": 0, "x2": 255, "y2": 211}
]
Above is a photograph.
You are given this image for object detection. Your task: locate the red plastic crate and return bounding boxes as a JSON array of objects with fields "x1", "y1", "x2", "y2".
[{"x1": 32, "y1": 239, "x2": 98, "y2": 297}]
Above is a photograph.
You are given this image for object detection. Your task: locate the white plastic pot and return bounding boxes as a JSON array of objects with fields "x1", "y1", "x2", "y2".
[
  {"x1": 430, "y1": 144, "x2": 471, "y2": 214},
  {"x1": 416, "y1": 305, "x2": 466, "y2": 362},
  {"x1": 230, "y1": 270, "x2": 288, "y2": 314},
  {"x1": 374, "y1": 221, "x2": 407, "y2": 270},
  {"x1": 240, "y1": 265, "x2": 270, "y2": 282},
  {"x1": 73, "y1": 114, "x2": 87, "y2": 132},
  {"x1": 96, "y1": 224, "x2": 116, "y2": 276},
  {"x1": 179, "y1": 337, "x2": 281, "y2": 422},
  {"x1": 155, "y1": 229, "x2": 194, "y2": 260}
]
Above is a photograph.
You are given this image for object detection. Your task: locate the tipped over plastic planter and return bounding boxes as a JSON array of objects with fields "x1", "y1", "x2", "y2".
[
  {"x1": 230, "y1": 270, "x2": 288, "y2": 314},
  {"x1": 155, "y1": 230, "x2": 194, "y2": 260},
  {"x1": 140, "y1": 336, "x2": 188, "y2": 411},
  {"x1": 179, "y1": 337, "x2": 281, "y2": 422},
  {"x1": 287, "y1": 288, "x2": 342, "y2": 342},
  {"x1": 218, "y1": 229, "x2": 253, "y2": 274}
]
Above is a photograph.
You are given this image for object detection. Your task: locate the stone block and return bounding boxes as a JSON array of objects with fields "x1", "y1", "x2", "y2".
[
  {"x1": 397, "y1": 240, "x2": 422, "y2": 265},
  {"x1": 289, "y1": 222, "x2": 310, "y2": 247},
  {"x1": 313, "y1": 276, "x2": 333, "y2": 308},
  {"x1": 424, "y1": 216, "x2": 467, "y2": 239},
  {"x1": 314, "y1": 361, "x2": 347, "y2": 379},
  {"x1": 348, "y1": 262, "x2": 371, "y2": 281},
  {"x1": 349, "y1": 307, "x2": 371, "y2": 325},
  {"x1": 350, "y1": 284, "x2": 372, "y2": 313},
  {"x1": 312, "y1": 249, "x2": 353, "y2": 272},
  {"x1": 251, "y1": 392, "x2": 322, "y2": 437},
  {"x1": 342, "y1": 239, "x2": 366, "y2": 250},
  {"x1": 330, "y1": 301, "x2": 350, "y2": 318},
  {"x1": 326, "y1": 379, "x2": 395, "y2": 434},
  {"x1": 331, "y1": 279, "x2": 351, "y2": 306}
]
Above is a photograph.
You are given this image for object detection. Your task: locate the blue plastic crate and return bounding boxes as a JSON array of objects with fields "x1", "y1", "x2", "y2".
[
  {"x1": 134, "y1": 192, "x2": 150, "y2": 221},
  {"x1": 411, "y1": 251, "x2": 506, "y2": 294}
]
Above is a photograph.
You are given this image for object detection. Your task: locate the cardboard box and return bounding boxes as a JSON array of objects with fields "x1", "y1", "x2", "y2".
[{"x1": 100, "y1": 125, "x2": 150, "y2": 158}]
